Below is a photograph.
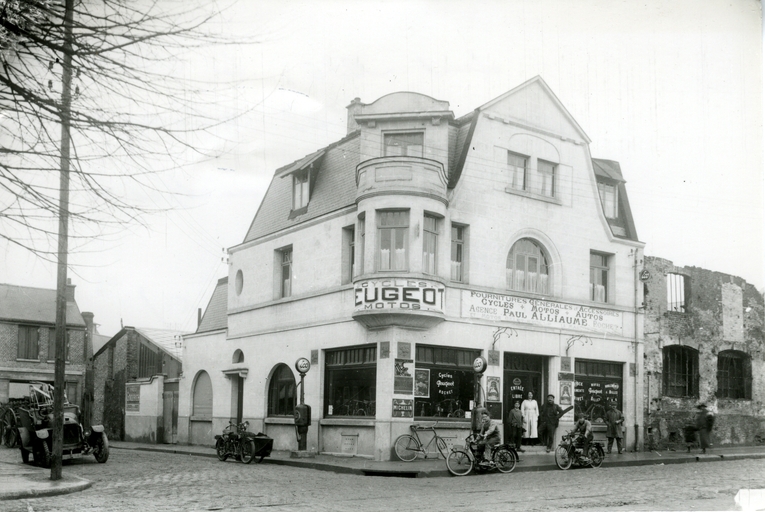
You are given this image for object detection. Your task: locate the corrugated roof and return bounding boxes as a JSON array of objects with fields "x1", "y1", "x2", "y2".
[
  {"x1": 135, "y1": 327, "x2": 189, "y2": 360},
  {"x1": 0, "y1": 283, "x2": 85, "y2": 327},
  {"x1": 197, "y1": 277, "x2": 228, "y2": 333},
  {"x1": 243, "y1": 133, "x2": 360, "y2": 242}
]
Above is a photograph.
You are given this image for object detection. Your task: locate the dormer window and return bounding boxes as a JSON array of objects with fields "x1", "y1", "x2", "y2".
[
  {"x1": 384, "y1": 132, "x2": 423, "y2": 157},
  {"x1": 597, "y1": 182, "x2": 618, "y2": 219},
  {"x1": 293, "y1": 169, "x2": 310, "y2": 210}
]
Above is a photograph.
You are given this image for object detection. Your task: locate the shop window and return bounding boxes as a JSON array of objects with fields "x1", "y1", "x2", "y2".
[
  {"x1": 451, "y1": 224, "x2": 467, "y2": 282},
  {"x1": 292, "y1": 169, "x2": 310, "y2": 211},
  {"x1": 192, "y1": 371, "x2": 213, "y2": 418},
  {"x1": 423, "y1": 214, "x2": 438, "y2": 275},
  {"x1": 506, "y1": 239, "x2": 550, "y2": 294},
  {"x1": 377, "y1": 210, "x2": 408, "y2": 271},
  {"x1": 574, "y1": 359, "x2": 623, "y2": 423},
  {"x1": 342, "y1": 225, "x2": 355, "y2": 285},
  {"x1": 325, "y1": 346, "x2": 377, "y2": 417},
  {"x1": 384, "y1": 132, "x2": 423, "y2": 158},
  {"x1": 538, "y1": 159, "x2": 556, "y2": 197},
  {"x1": 17, "y1": 325, "x2": 39, "y2": 360},
  {"x1": 662, "y1": 346, "x2": 699, "y2": 398},
  {"x1": 667, "y1": 273, "x2": 689, "y2": 312},
  {"x1": 47, "y1": 328, "x2": 71, "y2": 361},
  {"x1": 717, "y1": 350, "x2": 752, "y2": 400},
  {"x1": 414, "y1": 345, "x2": 480, "y2": 419},
  {"x1": 590, "y1": 252, "x2": 610, "y2": 303},
  {"x1": 597, "y1": 182, "x2": 619, "y2": 219},
  {"x1": 268, "y1": 364, "x2": 296, "y2": 416}
]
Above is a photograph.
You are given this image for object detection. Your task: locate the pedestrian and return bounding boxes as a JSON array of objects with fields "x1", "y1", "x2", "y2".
[
  {"x1": 508, "y1": 400, "x2": 524, "y2": 452},
  {"x1": 695, "y1": 403, "x2": 715, "y2": 454},
  {"x1": 538, "y1": 394, "x2": 563, "y2": 453},
  {"x1": 604, "y1": 402, "x2": 624, "y2": 454},
  {"x1": 521, "y1": 391, "x2": 539, "y2": 446}
]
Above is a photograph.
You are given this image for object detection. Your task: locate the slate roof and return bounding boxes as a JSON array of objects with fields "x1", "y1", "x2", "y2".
[
  {"x1": 196, "y1": 277, "x2": 228, "y2": 333},
  {"x1": 592, "y1": 158, "x2": 639, "y2": 242},
  {"x1": 592, "y1": 158, "x2": 626, "y2": 183},
  {"x1": 134, "y1": 327, "x2": 188, "y2": 360},
  {"x1": 0, "y1": 283, "x2": 85, "y2": 327}
]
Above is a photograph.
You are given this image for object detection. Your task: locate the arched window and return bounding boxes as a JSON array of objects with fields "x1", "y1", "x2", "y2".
[
  {"x1": 232, "y1": 350, "x2": 244, "y2": 364},
  {"x1": 662, "y1": 346, "x2": 698, "y2": 398},
  {"x1": 192, "y1": 371, "x2": 213, "y2": 418},
  {"x1": 506, "y1": 238, "x2": 550, "y2": 294},
  {"x1": 717, "y1": 350, "x2": 752, "y2": 399},
  {"x1": 268, "y1": 364, "x2": 296, "y2": 417}
]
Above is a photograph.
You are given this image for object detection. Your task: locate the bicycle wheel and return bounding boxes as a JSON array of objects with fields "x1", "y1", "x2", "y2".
[
  {"x1": 435, "y1": 436, "x2": 449, "y2": 459},
  {"x1": 393, "y1": 435, "x2": 420, "y2": 462},
  {"x1": 588, "y1": 446, "x2": 604, "y2": 468},
  {"x1": 555, "y1": 446, "x2": 573, "y2": 470},
  {"x1": 494, "y1": 447, "x2": 517, "y2": 473},
  {"x1": 446, "y1": 449, "x2": 473, "y2": 476}
]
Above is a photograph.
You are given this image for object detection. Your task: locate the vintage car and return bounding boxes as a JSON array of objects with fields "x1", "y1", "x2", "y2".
[{"x1": 17, "y1": 382, "x2": 108, "y2": 467}]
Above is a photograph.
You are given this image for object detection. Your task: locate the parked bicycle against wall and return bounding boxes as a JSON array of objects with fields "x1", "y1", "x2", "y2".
[
  {"x1": 215, "y1": 421, "x2": 256, "y2": 464},
  {"x1": 445, "y1": 433, "x2": 517, "y2": 476},
  {"x1": 554, "y1": 430, "x2": 605, "y2": 470},
  {"x1": 394, "y1": 423, "x2": 450, "y2": 461}
]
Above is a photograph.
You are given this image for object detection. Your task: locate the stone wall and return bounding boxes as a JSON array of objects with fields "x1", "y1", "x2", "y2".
[{"x1": 643, "y1": 256, "x2": 765, "y2": 450}]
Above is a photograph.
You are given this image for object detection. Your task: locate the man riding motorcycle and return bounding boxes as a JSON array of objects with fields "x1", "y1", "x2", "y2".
[
  {"x1": 476, "y1": 411, "x2": 501, "y2": 463},
  {"x1": 573, "y1": 414, "x2": 593, "y2": 463}
]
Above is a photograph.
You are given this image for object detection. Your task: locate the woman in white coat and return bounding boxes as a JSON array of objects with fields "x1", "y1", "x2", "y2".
[{"x1": 521, "y1": 391, "x2": 539, "y2": 443}]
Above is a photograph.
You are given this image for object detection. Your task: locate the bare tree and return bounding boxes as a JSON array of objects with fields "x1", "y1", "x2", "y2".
[
  {"x1": 1, "y1": 0, "x2": 249, "y2": 480},
  {"x1": 1, "y1": 0, "x2": 244, "y2": 259}
]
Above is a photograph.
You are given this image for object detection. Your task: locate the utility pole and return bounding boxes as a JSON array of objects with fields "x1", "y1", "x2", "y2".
[{"x1": 51, "y1": 0, "x2": 75, "y2": 482}]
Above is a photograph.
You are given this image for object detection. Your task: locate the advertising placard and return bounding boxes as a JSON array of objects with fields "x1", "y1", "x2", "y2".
[
  {"x1": 392, "y1": 399, "x2": 414, "y2": 418},
  {"x1": 126, "y1": 384, "x2": 140, "y2": 413},
  {"x1": 355, "y1": 279, "x2": 445, "y2": 314}
]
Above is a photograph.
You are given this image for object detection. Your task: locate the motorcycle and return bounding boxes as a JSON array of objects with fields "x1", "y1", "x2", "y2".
[
  {"x1": 215, "y1": 421, "x2": 257, "y2": 464},
  {"x1": 445, "y1": 433, "x2": 518, "y2": 476},
  {"x1": 554, "y1": 431, "x2": 605, "y2": 470}
]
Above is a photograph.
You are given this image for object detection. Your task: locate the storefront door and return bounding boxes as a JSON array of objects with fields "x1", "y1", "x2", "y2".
[{"x1": 503, "y1": 353, "x2": 546, "y2": 444}]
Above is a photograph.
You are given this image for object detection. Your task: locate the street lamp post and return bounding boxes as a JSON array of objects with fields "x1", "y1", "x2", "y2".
[{"x1": 293, "y1": 358, "x2": 311, "y2": 452}]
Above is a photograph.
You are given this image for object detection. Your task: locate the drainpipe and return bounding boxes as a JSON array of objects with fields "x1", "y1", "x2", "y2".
[{"x1": 633, "y1": 249, "x2": 640, "y2": 452}]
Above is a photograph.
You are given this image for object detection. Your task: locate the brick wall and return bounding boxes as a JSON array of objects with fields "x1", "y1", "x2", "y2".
[{"x1": 643, "y1": 256, "x2": 765, "y2": 449}]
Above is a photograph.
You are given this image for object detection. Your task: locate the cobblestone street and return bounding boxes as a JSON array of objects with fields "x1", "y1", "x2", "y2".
[{"x1": 1, "y1": 447, "x2": 763, "y2": 511}]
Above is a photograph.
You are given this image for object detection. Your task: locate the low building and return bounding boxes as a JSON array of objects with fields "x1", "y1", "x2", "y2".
[
  {"x1": 642, "y1": 257, "x2": 765, "y2": 448},
  {"x1": 93, "y1": 326, "x2": 186, "y2": 443},
  {"x1": 0, "y1": 280, "x2": 91, "y2": 407},
  {"x1": 180, "y1": 77, "x2": 646, "y2": 459}
]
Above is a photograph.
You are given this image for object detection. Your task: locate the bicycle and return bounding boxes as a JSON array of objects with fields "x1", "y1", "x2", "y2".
[{"x1": 394, "y1": 423, "x2": 449, "y2": 461}]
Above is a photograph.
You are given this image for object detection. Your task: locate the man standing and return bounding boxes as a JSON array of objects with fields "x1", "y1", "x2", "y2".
[
  {"x1": 695, "y1": 403, "x2": 715, "y2": 454},
  {"x1": 538, "y1": 394, "x2": 564, "y2": 453},
  {"x1": 508, "y1": 401, "x2": 524, "y2": 452},
  {"x1": 604, "y1": 402, "x2": 624, "y2": 454}
]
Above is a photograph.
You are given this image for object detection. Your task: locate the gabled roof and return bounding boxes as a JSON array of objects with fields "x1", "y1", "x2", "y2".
[
  {"x1": 197, "y1": 277, "x2": 228, "y2": 334},
  {"x1": 94, "y1": 326, "x2": 189, "y2": 361},
  {"x1": 0, "y1": 283, "x2": 85, "y2": 327}
]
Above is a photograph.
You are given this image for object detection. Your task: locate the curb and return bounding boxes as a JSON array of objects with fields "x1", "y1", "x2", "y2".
[{"x1": 0, "y1": 475, "x2": 92, "y2": 501}]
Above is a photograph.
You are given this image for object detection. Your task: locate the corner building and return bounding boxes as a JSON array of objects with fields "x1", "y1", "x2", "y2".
[{"x1": 181, "y1": 77, "x2": 646, "y2": 458}]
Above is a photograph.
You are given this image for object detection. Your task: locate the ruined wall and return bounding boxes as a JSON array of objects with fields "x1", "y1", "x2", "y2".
[{"x1": 643, "y1": 257, "x2": 765, "y2": 450}]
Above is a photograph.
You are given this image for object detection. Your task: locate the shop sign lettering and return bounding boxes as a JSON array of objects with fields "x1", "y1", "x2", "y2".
[
  {"x1": 354, "y1": 279, "x2": 445, "y2": 313},
  {"x1": 461, "y1": 290, "x2": 623, "y2": 335}
]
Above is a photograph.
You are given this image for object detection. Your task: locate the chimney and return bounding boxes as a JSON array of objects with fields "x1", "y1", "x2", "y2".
[
  {"x1": 346, "y1": 97, "x2": 363, "y2": 134},
  {"x1": 65, "y1": 278, "x2": 76, "y2": 302},
  {"x1": 197, "y1": 308, "x2": 202, "y2": 330}
]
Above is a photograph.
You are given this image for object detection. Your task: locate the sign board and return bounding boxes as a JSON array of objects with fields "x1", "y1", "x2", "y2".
[
  {"x1": 461, "y1": 290, "x2": 623, "y2": 336},
  {"x1": 355, "y1": 279, "x2": 445, "y2": 314},
  {"x1": 392, "y1": 399, "x2": 414, "y2": 418},
  {"x1": 639, "y1": 270, "x2": 651, "y2": 282},
  {"x1": 126, "y1": 384, "x2": 140, "y2": 413},
  {"x1": 574, "y1": 378, "x2": 622, "y2": 423},
  {"x1": 295, "y1": 358, "x2": 311, "y2": 374},
  {"x1": 394, "y1": 359, "x2": 414, "y2": 395}
]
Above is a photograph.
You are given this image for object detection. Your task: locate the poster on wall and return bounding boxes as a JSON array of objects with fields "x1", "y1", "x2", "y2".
[
  {"x1": 126, "y1": 384, "x2": 140, "y2": 413},
  {"x1": 394, "y1": 359, "x2": 414, "y2": 395},
  {"x1": 414, "y1": 369, "x2": 430, "y2": 398},
  {"x1": 486, "y1": 376, "x2": 500, "y2": 402},
  {"x1": 559, "y1": 381, "x2": 573, "y2": 406}
]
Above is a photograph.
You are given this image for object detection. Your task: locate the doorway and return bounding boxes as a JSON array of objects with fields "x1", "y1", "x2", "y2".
[{"x1": 503, "y1": 353, "x2": 546, "y2": 446}]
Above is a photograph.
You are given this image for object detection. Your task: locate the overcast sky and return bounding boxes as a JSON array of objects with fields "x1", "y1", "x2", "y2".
[{"x1": 1, "y1": 0, "x2": 762, "y2": 337}]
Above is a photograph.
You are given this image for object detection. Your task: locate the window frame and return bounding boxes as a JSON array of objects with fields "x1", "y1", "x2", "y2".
[
  {"x1": 17, "y1": 325, "x2": 39, "y2": 360},
  {"x1": 538, "y1": 159, "x2": 557, "y2": 197},
  {"x1": 342, "y1": 225, "x2": 355, "y2": 285},
  {"x1": 292, "y1": 169, "x2": 310, "y2": 211},
  {"x1": 268, "y1": 364, "x2": 297, "y2": 416},
  {"x1": 422, "y1": 213, "x2": 439, "y2": 275},
  {"x1": 47, "y1": 328, "x2": 71, "y2": 362},
  {"x1": 324, "y1": 345, "x2": 377, "y2": 418},
  {"x1": 507, "y1": 151, "x2": 528, "y2": 191},
  {"x1": 450, "y1": 223, "x2": 467, "y2": 283},
  {"x1": 414, "y1": 345, "x2": 480, "y2": 420},
  {"x1": 357, "y1": 214, "x2": 365, "y2": 276},
  {"x1": 589, "y1": 251, "x2": 610, "y2": 303},
  {"x1": 138, "y1": 342, "x2": 160, "y2": 379},
  {"x1": 506, "y1": 238, "x2": 551, "y2": 295},
  {"x1": 666, "y1": 273, "x2": 689, "y2": 313},
  {"x1": 276, "y1": 246, "x2": 293, "y2": 299},
  {"x1": 383, "y1": 131, "x2": 424, "y2": 158},
  {"x1": 376, "y1": 210, "x2": 409, "y2": 272},
  {"x1": 716, "y1": 350, "x2": 752, "y2": 400},
  {"x1": 597, "y1": 182, "x2": 619, "y2": 219},
  {"x1": 662, "y1": 345, "x2": 699, "y2": 398}
]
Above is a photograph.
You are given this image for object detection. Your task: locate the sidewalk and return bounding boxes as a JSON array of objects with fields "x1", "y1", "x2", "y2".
[
  {"x1": 110, "y1": 441, "x2": 765, "y2": 478},
  {"x1": 1, "y1": 443, "x2": 763, "y2": 500}
]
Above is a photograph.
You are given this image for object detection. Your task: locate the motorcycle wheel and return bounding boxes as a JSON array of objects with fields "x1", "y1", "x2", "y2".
[
  {"x1": 446, "y1": 449, "x2": 473, "y2": 476},
  {"x1": 393, "y1": 435, "x2": 419, "y2": 462},
  {"x1": 94, "y1": 433, "x2": 110, "y2": 463},
  {"x1": 216, "y1": 438, "x2": 228, "y2": 461},
  {"x1": 240, "y1": 439, "x2": 256, "y2": 464},
  {"x1": 494, "y1": 447, "x2": 517, "y2": 473},
  {"x1": 588, "y1": 446, "x2": 604, "y2": 468},
  {"x1": 34, "y1": 440, "x2": 52, "y2": 469},
  {"x1": 554, "y1": 446, "x2": 573, "y2": 470}
]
